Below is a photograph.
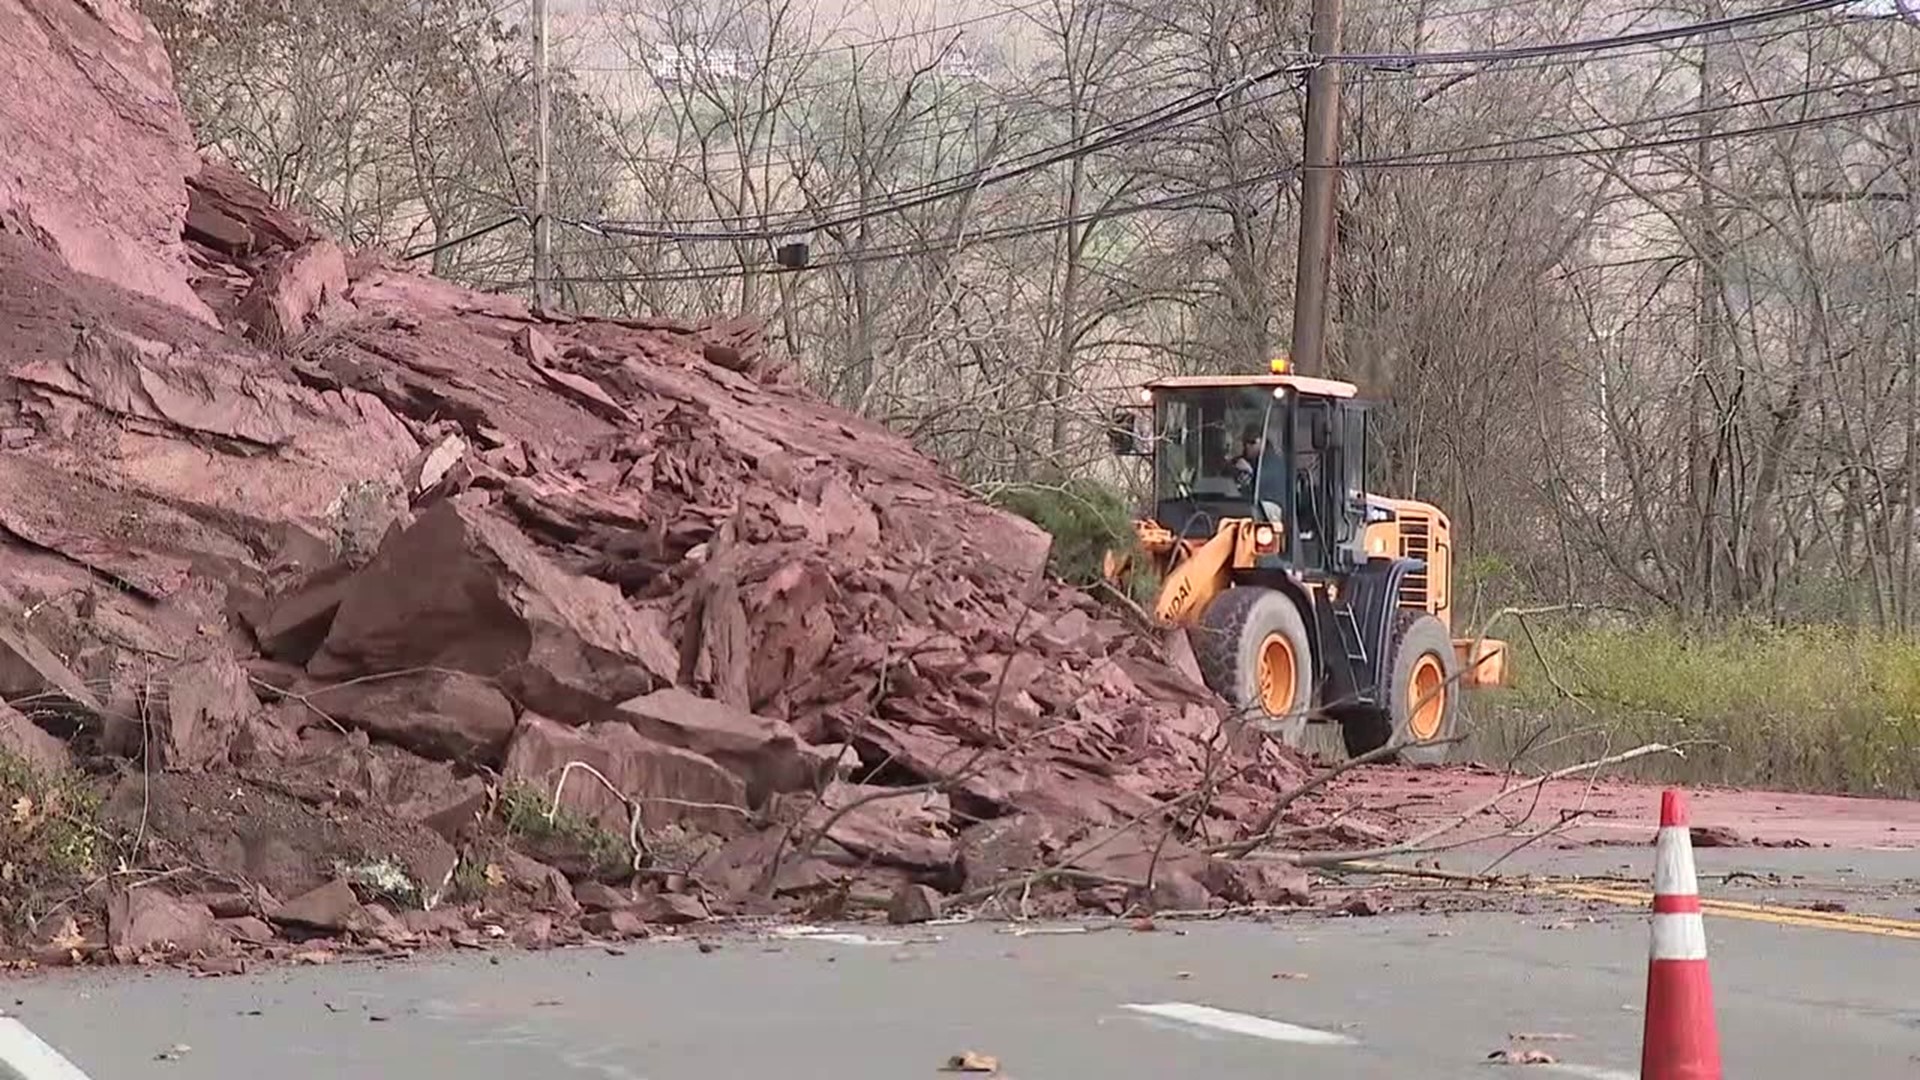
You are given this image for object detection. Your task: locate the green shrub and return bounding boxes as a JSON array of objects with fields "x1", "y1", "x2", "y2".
[
  {"x1": 987, "y1": 478, "x2": 1138, "y2": 588},
  {"x1": 498, "y1": 781, "x2": 631, "y2": 876},
  {"x1": 1473, "y1": 619, "x2": 1920, "y2": 797}
]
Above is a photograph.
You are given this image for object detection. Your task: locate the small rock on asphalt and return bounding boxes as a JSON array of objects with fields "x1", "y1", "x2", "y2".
[{"x1": 887, "y1": 883, "x2": 943, "y2": 925}]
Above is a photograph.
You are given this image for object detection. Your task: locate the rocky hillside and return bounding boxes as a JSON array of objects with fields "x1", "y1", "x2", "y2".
[{"x1": 0, "y1": 0, "x2": 1366, "y2": 965}]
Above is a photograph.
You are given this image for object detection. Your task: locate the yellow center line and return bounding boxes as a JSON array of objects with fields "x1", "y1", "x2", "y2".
[{"x1": 1537, "y1": 882, "x2": 1920, "y2": 940}]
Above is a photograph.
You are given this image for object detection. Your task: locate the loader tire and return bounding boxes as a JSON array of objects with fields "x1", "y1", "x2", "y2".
[
  {"x1": 1194, "y1": 587, "x2": 1314, "y2": 745},
  {"x1": 1340, "y1": 610, "x2": 1460, "y2": 765}
]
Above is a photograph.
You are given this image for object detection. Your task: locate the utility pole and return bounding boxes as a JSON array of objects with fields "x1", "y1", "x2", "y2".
[
  {"x1": 531, "y1": 0, "x2": 553, "y2": 312},
  {"x1": 1287, "y1": 0, "x2": 1344, "y2": 375}
]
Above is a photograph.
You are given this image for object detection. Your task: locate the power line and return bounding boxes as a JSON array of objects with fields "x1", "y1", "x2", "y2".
[
  {"x1": 551, "y1": 14, "x2": 1868, "y2": 217},
  {"x1": 574, "y1": 0, "x2": 1861, "y2": 240},
  {"x1": 548, "y1": 85, "x2": 1920, "y2": 285},
  {"x1": 583, "y1": 7, "x2": 1871, "y2": 179},
  {"x1": 401, "y1": 211, "x2": 527, "y2": 262},
  {"x1": 1320, "y1": 0, "x2": 1853, "y2": 66},
  {"x1": 585, "y1": 65, "x2": 1308, "y2": 240}
]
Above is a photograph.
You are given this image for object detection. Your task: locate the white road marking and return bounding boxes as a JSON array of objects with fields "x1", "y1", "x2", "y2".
[
  {"x1": 1120, "y1": 1002, "x2": 1358, "y2": 1046},
  {"x1": 768, "y1": 925, "x2": 907, "y2": 946},
  {"x1": 0, "y1": 1018, "x2": 94, "y2": 1080}
]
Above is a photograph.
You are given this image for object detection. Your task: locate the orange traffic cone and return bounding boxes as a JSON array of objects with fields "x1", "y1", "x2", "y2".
[{"x1": 1640, "y1": 789, "x2": 1722, "y2": 1080}]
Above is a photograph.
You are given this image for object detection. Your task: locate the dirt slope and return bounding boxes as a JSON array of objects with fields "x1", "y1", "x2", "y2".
[{"x1": 0, "y1": 0, "x2": 1378, "y2": 964}]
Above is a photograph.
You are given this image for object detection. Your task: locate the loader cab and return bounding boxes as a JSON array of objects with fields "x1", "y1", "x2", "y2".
[{"x1": 1115, "y1": 366, "x2": 1374, "y2": 578}]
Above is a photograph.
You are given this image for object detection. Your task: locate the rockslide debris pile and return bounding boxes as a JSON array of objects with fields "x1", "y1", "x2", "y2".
[{"x1": 0, "y1": 0, "x2": 1377, "y2": 964}]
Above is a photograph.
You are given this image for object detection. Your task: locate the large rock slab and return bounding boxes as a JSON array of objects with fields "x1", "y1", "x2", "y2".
[
  {"x1": 151, "y1": 650, "x2": 257, "y2": 771},
  {"x1": 310, "y1": 496, "x2": 680, "y2": 723},
  {"x1": 303, "y1": 669, "x2": 517, "y2": 767},
  {"x1": 0, "y1": 0, "x2": 214, "y2": 323},
  {"x1": 0, "y1": 701, "x2": 69, "y2": 774},
  {"x1": 503, "y1": 711, "x2": 748, "y2": 835},
  {"x1": 107, "y1": 888, "x2": 224, "y2": 955},
  {"x1": 803, "y1": 781, "x2": 955, "y2": 872},
  {"x1": 616, "y1": 687, "x2": 824, "y2": 805}
]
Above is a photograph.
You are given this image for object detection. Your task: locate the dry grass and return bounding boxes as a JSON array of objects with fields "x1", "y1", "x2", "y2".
[
  {"x1": 0, "y1": 750, "x2": 109, "y2": 934},
  {"x1": 1468, "y1": 619, "x2": 1920, "y2": 797}
]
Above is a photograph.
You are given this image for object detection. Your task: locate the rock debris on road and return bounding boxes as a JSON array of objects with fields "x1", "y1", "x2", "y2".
[{"x1": 9, "y1": 914, "x2": 1918, "y2": 1080}]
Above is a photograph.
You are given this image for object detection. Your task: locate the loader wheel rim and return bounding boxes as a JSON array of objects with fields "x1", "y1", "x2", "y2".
[
  {"x1": 1256, "y1": 632, "x2": 1298, "y2": 717},
  {"x1": 1408, "y1": 653, "x2": 1447, "y2": 741}
]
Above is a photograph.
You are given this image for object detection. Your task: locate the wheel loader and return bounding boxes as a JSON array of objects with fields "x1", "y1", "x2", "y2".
[{"x1": 1102, "y1": 356, "x2": 1509, "y2": 763}]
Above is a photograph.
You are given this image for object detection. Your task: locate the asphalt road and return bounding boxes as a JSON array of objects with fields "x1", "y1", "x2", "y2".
[{"x1": 9, "y1": 894, "x2": 1920, "y2": 1080}]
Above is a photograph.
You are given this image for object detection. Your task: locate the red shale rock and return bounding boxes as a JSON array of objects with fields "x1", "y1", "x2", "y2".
[
  {"x1": 0, "y1": 0, "x2": 213, "y2": 323},
  {"x1": 107, "y1": 889, "x2": 225, "y2": 956},
  {"x1": 0, "y1": 1, "x2": 1377, "y2": 952},
  {"x1": 617, "y1": 687, "x2": 824, "y2": 804},
  {"x1": 503, "y1": 712, "x2": 749, "y2": 834},
  {"x1": 0, "y1": 701, "x2": 69, "y2": 774},
  {"x1": 310, "y1": 496, "x2": 681, "y2": 722},
  {"x1": 303, "y1": 669, "x2": 517, "y2": 767}
]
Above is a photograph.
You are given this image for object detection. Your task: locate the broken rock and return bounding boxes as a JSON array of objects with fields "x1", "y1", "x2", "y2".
[
  {"x1": 246, "y1": 565, "x2": 354, "y2": 664},
  {"x1": 310, "y1": 496, "x2": 679, "y2": 724},
  {"x1": 636, "y1": 891, "x2": 709, "y2": 925},
  {"x1": 270, "y1": 878, "x2": 367, "y2": 934},
  {"x1": 0, "y1": 701, "x2": 69, "y2": 774},
  {"x1": 886, "y1": 883, "x2": 942, "y2": 925},
  {"x1": 237, "y1": 239, "x2": 348, "y2": 343},
  {"x1": 617, "y1": 687, "x2": 825, "y2": 804},
  {"x1": 805, "y1": 782, "x2": 954, "y2": 872},
  {"x1": 152, "y1": 650, "x2": 258, "y2": 771},
  {"x1": 581, "y1": 909, "x2": 648, "y2": 938},
  {"x1": 107, "y1": 889, "x2": 224, "y2": 956},
  {"x1": 500, "y1": 850, "x2": 583, "y2": 917},
  {"x1": 218, "y1": 916, "x2": 276, "y2": 945},
  {"x1": 304, "y1": 669, "x2": 517, "y2": 766},
  {"x1": 572, "y1": 880, "x2": 636, "y2": 913},
  {"x1": 956, "y1": 814, "x2": 1056, "y2": 892},
  {"x1": 0, "y1": 617, "x2": 102, "y2": 720},
  {"x1": 1199, "y1": 860, "x2": 1312, "y2": 907},
  {"x1": 1132, "y1": 869, "x2": 1214, "y2": 913},
  {"x1": 503, "y1": 711, "x2": 748, "y2": 835}
]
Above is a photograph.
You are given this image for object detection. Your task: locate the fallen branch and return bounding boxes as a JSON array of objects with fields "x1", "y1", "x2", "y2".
[
  {"x1": 549, "y1": 760, "x2": 650, "y2": 872},
  {"x1": 1287, "y1": 742, "x2": 1680, "y2": 868},
  {"x1": 1213, "y1": 733, "x2": 1468, "y2": 857}
]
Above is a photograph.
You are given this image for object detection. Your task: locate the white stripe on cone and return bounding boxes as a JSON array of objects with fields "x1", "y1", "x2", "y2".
[
  {"x1": 1650, "y1": 912, "x2": 1708, "y2": 961},
  {"x1": 1650, "y1": 821, "x2": 1708, "y2": 962},
  {"x1": 1653, "y1": 826, "x2": 1700, "y2": 898}
]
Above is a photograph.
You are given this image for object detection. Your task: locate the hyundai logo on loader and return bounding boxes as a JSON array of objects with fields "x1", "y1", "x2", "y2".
[{"x1": 1104, "y1": 366, "x2": 1510, "y2": 758}]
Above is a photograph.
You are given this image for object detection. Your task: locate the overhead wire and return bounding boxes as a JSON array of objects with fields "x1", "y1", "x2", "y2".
[
  {"x1": 559, "y1": 6, "x2": 1868, "y2": 195},
  {"x1": 546, "y1": 77, "x2": 1920, "y2": 285},
  {"x1": 572, "y1": 0, "x2": 1863, "y2": 239},
  {"x1": 562, "y1": 0, "x2": 1898, "y2": 189}
]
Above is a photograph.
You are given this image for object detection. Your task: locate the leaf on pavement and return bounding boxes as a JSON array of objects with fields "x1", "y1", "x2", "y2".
[
  {"x1": 1508, "y1": 1032, "x2": 1578, "y2": 1042},
  {"x1": 942, "y1": 1051, "x2": 1000, "y2": 1072},
  {"x1": 1486, "y1": 1049, "x2": 1559, "y2": 1065},
  {"x1": 1271, "y1": 971, "x2": 1310, "y2": 981}
]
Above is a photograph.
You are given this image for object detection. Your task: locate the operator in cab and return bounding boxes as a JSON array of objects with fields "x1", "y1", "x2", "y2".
[
  {"x1": 1228, "y1": 424, "x2": 1285, "y2": 499},
  {"x1": 1230, "y1": 422, "x2": 1323, "y2": 542}
]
